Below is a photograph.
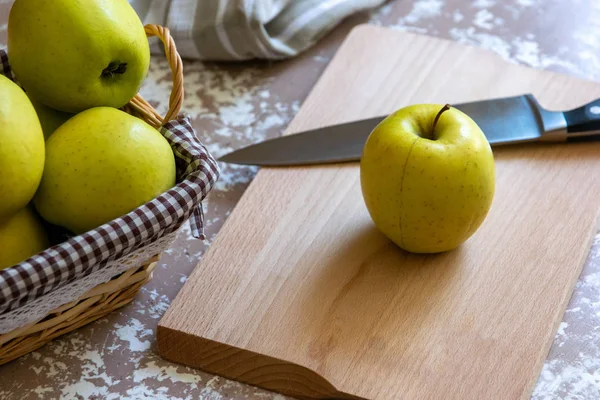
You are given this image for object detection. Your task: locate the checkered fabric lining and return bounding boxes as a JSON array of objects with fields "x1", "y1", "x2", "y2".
[{"x1": 0, "y1": 50, "x2": 220, "y2": 315}]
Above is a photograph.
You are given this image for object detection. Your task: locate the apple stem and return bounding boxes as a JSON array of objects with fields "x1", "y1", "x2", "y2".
[
  {"x1": 101, "y1": 61, "x2": 128, "y2": 79},
  {"x1": 430, "y1": 104, "x2": 451, "y2": 140}
]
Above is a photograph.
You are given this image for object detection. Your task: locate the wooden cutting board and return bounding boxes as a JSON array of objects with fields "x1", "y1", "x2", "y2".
[{"x1": 158, "y1": 26, "x2": 600, "y2": 400}]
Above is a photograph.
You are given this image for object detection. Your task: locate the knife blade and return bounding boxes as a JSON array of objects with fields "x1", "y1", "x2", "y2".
[{"x1": 218, "y1": 94, "x2": 600, "y2": 166}]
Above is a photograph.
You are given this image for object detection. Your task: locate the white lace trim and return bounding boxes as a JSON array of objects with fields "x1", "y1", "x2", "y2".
[{"x1": 0, "y1": 231, "x2": 178, "y2": 335}]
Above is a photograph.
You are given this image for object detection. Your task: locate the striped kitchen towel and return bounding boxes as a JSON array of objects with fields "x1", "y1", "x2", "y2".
[{"x1": 129, "y1": 0, "x2": 388, "y2": 61}]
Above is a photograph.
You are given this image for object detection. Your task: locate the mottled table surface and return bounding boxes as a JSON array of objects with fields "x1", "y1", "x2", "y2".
[{"x1": 1, "y1": 0, "x2": 600, "y2": 398}]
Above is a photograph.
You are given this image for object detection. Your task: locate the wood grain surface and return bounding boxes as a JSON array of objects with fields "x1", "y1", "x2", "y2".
[{"x1": 158, "y1": 25, "x2": 600, "y2": 400}]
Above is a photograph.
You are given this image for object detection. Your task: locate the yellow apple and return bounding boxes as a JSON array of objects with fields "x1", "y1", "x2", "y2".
[
  {"x1": 360, "y1": 104, "x2": 495, "y2": 253},
  {"x1": 0, "y1": 74, "x2": 45, "y2": 222},
  {"x1": 7, "y1": 0, "x2": 150, "y2": 113},
  {"x1": 34, "y1": 107, "x2": 176, "y2": 234},
  {"x1": 0, "y1": 207, "x2": 49, "y2": 270}
]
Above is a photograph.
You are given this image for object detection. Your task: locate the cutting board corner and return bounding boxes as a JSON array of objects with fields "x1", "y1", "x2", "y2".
[{"x1": 157, "y1": 323, "x2": 361, "y2": 400}]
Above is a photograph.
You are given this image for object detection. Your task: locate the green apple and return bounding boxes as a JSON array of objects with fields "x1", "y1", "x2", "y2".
[
  {"x1": 27, "y1": 94, "x2": 74, "y2": 140},
  {"x1": 34, "y1": 107, "x2": 176, "y2": 234},
  {"x1": 360, "y1": 104, "x2": 495, "y2": 254},
  {"x1": 8, "y1": 0, "x2": 150, "y2": 113},
  {"x1": 0, "y1": 207, "x2": 49, "y2": 269},
  {"x1": 0, "y1": 74, "x2": 45, "y2": 222}
]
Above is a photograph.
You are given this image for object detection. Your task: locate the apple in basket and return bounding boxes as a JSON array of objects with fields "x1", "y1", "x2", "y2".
[
  {"x1": 0, "y1": 74, "x2": 45, "y2": 223},
  {"x1": 0, "y1": 74, "x2": 48, "y2": 269},
  {"x1": 34, "y1": 107, "x2": 176, "y2": 235},
  {"x1": 7, "y1": 0, "x2": 150, "y2": 113},
  {"x1": 0, "y1": 208, "x2": 49, "y2": 269}
]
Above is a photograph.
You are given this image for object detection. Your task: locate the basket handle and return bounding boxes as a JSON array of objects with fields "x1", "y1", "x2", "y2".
[{"x1": 125, "y1": 24, "x2": 184, "y2": 128}]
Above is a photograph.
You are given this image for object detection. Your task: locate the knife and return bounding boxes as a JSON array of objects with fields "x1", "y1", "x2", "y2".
[{"x1": 218, "y1": 94, "x2": 600, "y2": 166}]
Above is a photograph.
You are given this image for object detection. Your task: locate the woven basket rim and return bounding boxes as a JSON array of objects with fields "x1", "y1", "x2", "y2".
[{"x1": 0, "y1": 256, "x2": 159, "y2": 365}]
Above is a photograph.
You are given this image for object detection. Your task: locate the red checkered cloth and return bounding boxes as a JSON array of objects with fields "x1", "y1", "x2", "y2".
[{"x1": 0, "y1": 50, "x2": 220, "y2": 315}]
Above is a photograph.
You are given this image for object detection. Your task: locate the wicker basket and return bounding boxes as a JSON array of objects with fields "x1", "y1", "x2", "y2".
[{"x1": 0, "y1": 24, "x2": 185, "y2": 365}]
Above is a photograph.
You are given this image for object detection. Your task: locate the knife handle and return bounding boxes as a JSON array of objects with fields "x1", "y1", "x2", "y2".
[{"x1": 564, "y1": 98, "x2": 600, "y2": 139}]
